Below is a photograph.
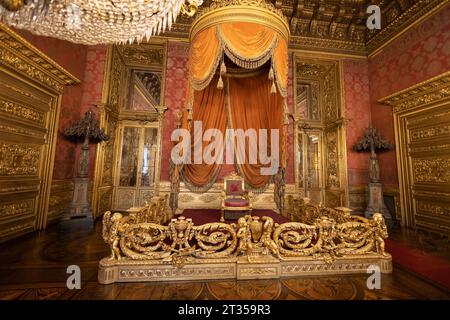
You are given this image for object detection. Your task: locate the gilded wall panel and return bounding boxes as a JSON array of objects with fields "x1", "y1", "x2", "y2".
[
  {"x1": 98, "y1": 188, "x2": 113, "y2": 216},
  {"x1": 115, "y1": 189, "x2": 135, "y2": 210},
  {"x1": 0, "y1": 199, "x2": 35, "y2": 221},
  {"x1": 411, "y1": 124, "x2": 450, "y2": 142},
  {"x1": 0, "y1": 25, "x2": 79, "y2": 242},
  {"x1": 0, "y1": 99, "x2": 46, "y2": 125},
  {"x1": 415, "y1": 197, "x2": 450, "y2": 234},
  {"x1": 107, "y1": 48, "x2": 127, "y2": 111},
  {"x1": 47, "y1": 180, "x2": 74, "y2": 222},
  {"x1": 0, "y1": 219, "x2": 35, "y2": 241},
  {"x1": 101, "y1": 116, "x2": 118, "y2": 187}
]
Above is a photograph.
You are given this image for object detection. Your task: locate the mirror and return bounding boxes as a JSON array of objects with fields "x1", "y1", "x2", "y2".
[
  {"x1": 119, "y1": 127, "x2": 140, "y2": 187},
  {"x1": 141, "y1": 128, "x2": 158, "y2": 187},
  {"x1": 306, "y1": 133, "x2": 320, "y2": 189}
]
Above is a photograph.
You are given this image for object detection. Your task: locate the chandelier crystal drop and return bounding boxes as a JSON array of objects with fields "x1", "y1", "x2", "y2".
[{"x1": 0, "y1": 0, "x2": 203, "y2": 45}]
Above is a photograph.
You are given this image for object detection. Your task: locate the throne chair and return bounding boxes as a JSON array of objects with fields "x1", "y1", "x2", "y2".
[{"x1": 221, "y1": 172, "x2": 253, "y2": 222}]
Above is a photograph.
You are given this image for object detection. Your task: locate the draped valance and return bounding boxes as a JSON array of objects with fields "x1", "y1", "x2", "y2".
[{"x1": 189, "y1": 22, "x2": 289, "y2": 97}]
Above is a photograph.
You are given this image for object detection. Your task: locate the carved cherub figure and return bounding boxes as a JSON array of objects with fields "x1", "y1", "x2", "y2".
[
  {"x1": 261, "y1": 217, "x2": 279, "y2": 257},
  {"x1": 313, "y1": 216, "x2": 339, "y2": 261},
  {"x1": 102, "y1": 211, "x2": 125, "y2": 260},
  {"x1": 235, "y1": 216, "x2": 253, "y2": 257},
  {"x1": 371, "y1": 213, "x2": 389, "y2": 256}
]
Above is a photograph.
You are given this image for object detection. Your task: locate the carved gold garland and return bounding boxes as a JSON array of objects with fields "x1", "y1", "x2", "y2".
[{"x1": 99, "y1": 200, "x2": 391, "y2": 283}]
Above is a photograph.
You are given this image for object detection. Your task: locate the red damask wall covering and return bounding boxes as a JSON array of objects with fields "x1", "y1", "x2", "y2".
[
  {"x1": 17, "y1": 30, "x2": 89, "y2": 180},
  {"x1": 343, "y1": 59, "x2": 372, "y2": 187},
  {"x1": 285, "y1": 54, "x2": 295, "y2": 184},
  {"x1": 161, "y1": 41, "x2": 190, "y2": 181},
  {"x1": 16, "y1": 30, "x2": 107, "y2": 180},
  {"x1": 77, "y1": 45, "x2": 107, "y2": 178},
  {"x1": 368, "y1": 4, "x2": 450, "y2": 187}
]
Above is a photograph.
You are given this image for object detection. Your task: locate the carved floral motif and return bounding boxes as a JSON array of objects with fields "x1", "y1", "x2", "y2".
[
  {"x1": 413, "y1": 158, "x2": 450, "y2": 183},
  {"x1": 0, "y1": 143, "x2": 40, "y2": 176}
]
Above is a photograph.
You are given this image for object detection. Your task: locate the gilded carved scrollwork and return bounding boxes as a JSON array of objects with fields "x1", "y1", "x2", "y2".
[
  {"x1": 381, "y1": 72, "x2": 450, "y2": 113},
  {"x1": 47, "y1": 181, "x2": 74, "y2": 222},
  {"x1": 101, "y1": 117, "x2": 118, "y2": 187},
  {"x1": 102, "y1": 201, "x2": 389, "y2": 265},
  {"x1": 325, "y1": 131, "x2": 339, "y2": 189},
  {"x1": 0, "y1": 99, "x2": 45, "y2": 124},
  {"x1": 413, "y1": 158, "x2": 450, "y2": 183},
  {"x1": 116, "y1": 44, "x2": 164, "y2": 67}
]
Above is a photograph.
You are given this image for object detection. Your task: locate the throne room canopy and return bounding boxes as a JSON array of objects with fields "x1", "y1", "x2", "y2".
[
  {"x1": 188, "y1": 1, "x2": 289, "y2": 94},
  {"x1": 181, "y1": 0, "x2": 290, "y2": 190}
]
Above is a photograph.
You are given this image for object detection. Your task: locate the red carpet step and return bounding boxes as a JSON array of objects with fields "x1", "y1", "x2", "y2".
[{"x1": 386, "y1": 239, "x2": 450, "y2": 290}]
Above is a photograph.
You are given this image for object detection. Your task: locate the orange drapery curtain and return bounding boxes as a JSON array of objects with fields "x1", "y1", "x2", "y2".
[
  {"x1": 182, "y1": 76, "x2": 227, "y2": 188},
  {"x1": 181, "y1": 21, "x2": 289, "y2": 190},
  {"x1": 227, "y1": 73, "x2": 284, "y2": 189}
]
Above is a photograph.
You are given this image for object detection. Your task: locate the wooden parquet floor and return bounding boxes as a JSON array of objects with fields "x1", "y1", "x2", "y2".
[{"x1": 0, "y1": 219, "x2": 449, "y2": 300}]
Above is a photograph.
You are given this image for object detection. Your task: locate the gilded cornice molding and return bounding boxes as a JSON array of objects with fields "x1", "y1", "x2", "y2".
[
  {"x1": 289, "y1": 36, "x2": 366, "y2": 56},
  {"x1": 0, "y1": 23, "x2": 80, "y2": 92},
  {"x1": 367, "y1": 0, "x2": 449, "y2": 57},
  {"x1": 379, "y1": 71, "x2": 450, "y2": 114},
  {"x1": 159, "y1": 0, "x2": 449, "y2": 57}
]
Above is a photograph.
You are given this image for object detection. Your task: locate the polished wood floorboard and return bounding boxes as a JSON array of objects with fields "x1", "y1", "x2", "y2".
[{"x1": 0, "y1": 219, "x2": 449, "y2": 300}]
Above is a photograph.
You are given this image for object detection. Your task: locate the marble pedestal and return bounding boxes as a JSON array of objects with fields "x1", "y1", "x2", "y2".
[
  {"x1": 365, "y1": 182, "x2": 391, "y2": 220},
  {"x1": 64, "y1": 177, "x2": 92, "y2": 220}
]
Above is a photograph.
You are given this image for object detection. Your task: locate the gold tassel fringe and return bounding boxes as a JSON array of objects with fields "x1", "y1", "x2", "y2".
[
  {"x1": 217, "y1": 76, "x2": 224, "y2": 89},
  {"x1": 220, "y1": 60, "x2": 227, "y2": 75},
  {"x1": 268, "y1": 66, "x2": 274, "y2": 81},
  {"x1": 271, "y1": 81, "x2": 276, "y2": 94}
]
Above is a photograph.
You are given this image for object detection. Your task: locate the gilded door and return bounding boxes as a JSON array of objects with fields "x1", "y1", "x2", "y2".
[
  {"x1": 114, "y1": 123, "x2": 160, "y2": 210},
  {"x1": 293, "y1": 56, "x2": 349, "y2": 208},
  {"x1": 297, "y1": 130, "x2": 324, "y2": 204},
  {"x1": 381, "y1": 72, "x2": 450, "y2": 235},
  {"x1": 0, "y1": 26, "x2": 79, "y2": 242}
]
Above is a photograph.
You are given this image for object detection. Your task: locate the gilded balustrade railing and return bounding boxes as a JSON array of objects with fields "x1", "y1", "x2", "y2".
[{"x1": 102, "y1": 199, "x2": 389, "y2": 267}]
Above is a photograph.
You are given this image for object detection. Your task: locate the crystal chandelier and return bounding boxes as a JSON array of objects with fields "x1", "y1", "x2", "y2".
[{"x1": 0, "y1": 0, "x2": 203, "y2": 45}]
